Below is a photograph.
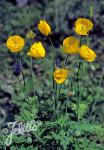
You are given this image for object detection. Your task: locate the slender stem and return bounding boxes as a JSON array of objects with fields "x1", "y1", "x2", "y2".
[
  {"x1": 76, "y1": 57, "x2": 82, "y2": 129},
  {"x1": 64, "y1": 55, "x2": 70, "y2": 115},
  {"x1": 79, "y1": 60, "x2": 85, "y2": 101},
  {"x1": 52, "y1": 82, "x2": 57, "y2": 119},
  {"x1": 48, "y1": 37, "x2": 56, "y2": 117},
  {"x1": 58, "y1": 84, "x2": 62, "y2": 97},
  {"x1": 76, "y1": 58, "x2": 85, "y2": 130},
  {"x1": 18, "y1": 52, "x2": 28, "y2": 98},
  {"x1": 55, "y1": 83, "x2": 58, "y2": 117},
  {"x1": 44, "y1": 58, "x2": 53, "y2": 70},
  {"x1": 64, "y1": 54, "x2": 69, "y2": 66},
  {"x1": 58, "y1": 54, "x2": 70, "y2": 99},
  {"x1": 89, "y1": 69, "x2": 104, "y2": 121},
  {"x1": 76, "y1": 35, "x2": 83, "y2": 127},
  {"x1": 30, "y1": 57, "x2": 36, "y2": 96},
  {"x1": 66, "y1": 93, "x2": 68, "y2": 115},
  {"x1": 66, "y1": 72, "x2": 71, "y2": 115},
  {"x1": 49, "y1": 37, "x2": 55, "y2": 90},
  {"x1": 56, "y1": 54, "x2": 70, "y2": 115},
  {"x1": 48, "y1": 37, "x2": 55, "y2": 71},
  {"x1": 33, "y1": 131, "x2": 44, "y2": 144}
]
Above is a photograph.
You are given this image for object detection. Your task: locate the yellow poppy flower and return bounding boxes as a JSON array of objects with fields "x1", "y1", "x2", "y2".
[
  {"x1": 63, "y1": 36, "x2": 80, "y2": 54},
  {"x1": 54, "y1": 69, "x2": 69, "y2": 84},
  {"x1": 38, "y1": 20, "x2": 51, "y2": 36},
  {"x1": 27, "y1": 41, "x2": 46, "y2": 58},
  {"x1": 74, "y1": 18, "x2": 93, "y2": 35},
  {"x1": 79, "y1": 45, "x2": 97, "y2": 62},
  {"x1": 6, "y1": 35, "x2": 25, "y2": 52}
]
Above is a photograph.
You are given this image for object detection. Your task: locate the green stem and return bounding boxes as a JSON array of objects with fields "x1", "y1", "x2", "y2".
[
  {"x1": 48, "y1": 37, "x2": 56, "y2": 117},
  {"x1": 66, "y1": 72, "x2": 72, "y2": 116},
  {"x1": 76, "y1": 57, "x2": 82, "y2": 129},
  {"x1": 58, "y1": 84, "x2": 62, "y2": 98},
  {"x1": 44, "y1": 58, "x2": 53, "y2": 70},
  {"x1": 66, "y1": 93, "x2": 68, "y2": 115},
  {"x1": 64, "y1": 54, "x2": 69, "y2": 66},
  {"x1": 48, "y1": 37, "x2": 55, "y2": 71},
  {"x1": 76, "y1": 58, "x2": 85, "y2": 130},
  {"x1": 55, "y1": 83, "x2": 58, "y2": 117},
  {"x1": 30, "y1": 57, "x2": 36, "y2": 96},
  {"x1": 49, "y1": 37, "x2": 55, "y2": 90},
  {"x1": 52, "y1": 82, "x2": 58, "y2": 119},
  {"x1": 33, "y1": 131, "x2": 44, "y2": 144},
  {"x1": 18, "y1": 52, "x2": 28, "y2": 98},
  {"x1": 58, "y1": 54, "x2": 70, "y2": 115},
  {"x1": 58, "y1": 54, "x2": 70, "y2": 102}
]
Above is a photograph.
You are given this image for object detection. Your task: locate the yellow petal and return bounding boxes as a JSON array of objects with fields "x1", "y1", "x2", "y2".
[
  {"x1": 79, "y1": 45, "x2": 97, "y2": 62},
  {"x1": 6, "y1": 35, "x2": 25, "y2": 52},
  {"x1": 27, "y1": 41, "x2": 46, "y2": 59},
  {"x1": 38, "y1": 20, "x2": 51, "y2": 36},
  {"x1": 74, "y1": 18, "x2": 93, "y2": 36},
  {"x1": 63, "y1": 36, "x2": 80, "y2": 54},
  {"x1": 54, "y1": 69, "x2": 69, "y2": 84}
]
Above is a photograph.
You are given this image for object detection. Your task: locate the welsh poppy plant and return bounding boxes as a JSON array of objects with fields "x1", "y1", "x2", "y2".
[
  {"x1": 27, "y1": 41, "x2": 46, "y2": 59},
  {"x1": 63, "y1": 36, "x2": 80, "y2": 54},
  {"x1": 38, "y1": 20, "x2": 51, "y2": 36},
  {"x1": 6, "y1": 35, "x2": 25, "y2": 52},
  {"x1": 74, "y1": 18, "x2": 93, "y2": 35},
  {"x1": 54, "y1": 69, "x2": 69, "y2": 84},
  {"x1": 79, "y1": 45, "x2": 97, "y2": 62}
]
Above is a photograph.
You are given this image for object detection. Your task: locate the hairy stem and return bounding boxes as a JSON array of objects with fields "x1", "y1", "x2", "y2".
[
  {"x1": 76, "y1": 57, "x2": 83, "y2": 129},
  {"x1": 18, "y1": 52, "x2": 28, "y2": 98},
  {"x1": 30, "y1": 57, "x2": 36, "y2": 96},
  {"x1": 48, "y1": 37, "x2": 56, "y2": 117}
]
